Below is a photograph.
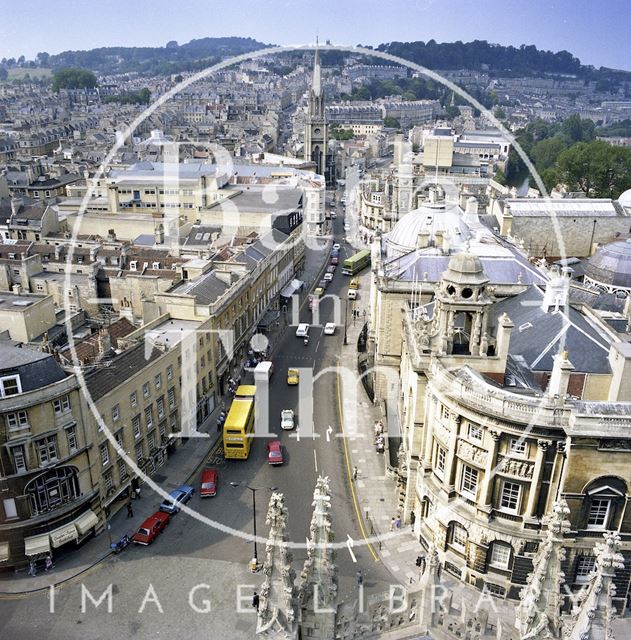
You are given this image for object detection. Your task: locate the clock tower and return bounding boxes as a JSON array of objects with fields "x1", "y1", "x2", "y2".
[{"x1": 304, "y1": 40, "x2": 328, "y2": 178}]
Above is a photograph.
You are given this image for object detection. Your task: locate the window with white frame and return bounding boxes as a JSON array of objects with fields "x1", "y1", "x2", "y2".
[
  {"x1": 37, "y1": 435, "x2": 58, "y2": 464},
  {"x1": 114, "y1": 430, "x2": 124, "y2": 449},
  {"x1": 132, "y1": 415, "x2": 141, "y2": 439},
  {"x1": 0, "y1": 375, "x2": 22, "y2": 397},
  {"x1": 576, "y1": 556, "x2": 596, "y2": 582},
  {"x1": 118, "y1": 458, "x2": 128, "y2": 482},
  {"x1": 104, "y1": 470, "x2": 113, "y2": 493},
  {"x1": 111, "y1": 404, "x2": 120, "y2": 422},
  {"x1": 587, "y1": 499, "x2": 610, "y2": 529},
  {"x1": 441, "y1": 405, "x2": 450, "y2": 421},
  {"x1": 143, "y1": 382, "x2": 150, "y2": 398},
  {"x1": 500, "y1": 481, "x2": 521, "y2": 513},
  {"x1": 157, "y1": 396, "x2": 165, "y2": 419},
  {"x1": 148, "y1": 431, "x2": 156, "y2": 452},
  {"x1": 135, "y1": 442, "x2": 144, "y2": 462},
  {"x1": 66, "y1": 426, "x2": 78, "y2": 452},
  {"x1": 155, "y1": 373, "x2": 162, "y2": 390},
  {"x1": 450, "y1": 522, "x2": 467, "y2": 550},
  {"x1": 489, "y1": 542, "x2": 512, "y2": 569},
  {"x1": 11, "y1": 445, "x2": 26, "y2": 473},
  {"x1": 168, "y1": 387, "x2": 176, "y2": 409},
  {"x1": 144, "y1": 406, "x2": 153, "y2": 429},
  {"x1": 435, "y1": 444, "x2": 446, "y2": 474},
  {"x1": 53, "y1": 395, "x2": 70, "y2": 414},
  {"x1": 170, "y1": 413, "x2": 178, "y2": 432},
  {"x1": 100, "y1": 443, "x2": 109, "y2": 466},
  {"x1": 468, "y1": 423, "x2": 483, "y2": 441},
  {"x1": 159, "y1": 420, "x2": 166, "y2": 439},
  {"x1": 461, "y1": 465, "x2": 479, "y2": 498},
  {"x1": 485, "y1": 583, "x2": 506, "y2": 598},
  {"x1": 6, "y1": 410, "x2": 29, "y2": 430},
  {"x1": 509, "y1": 438, "x2": 527, "y2": 456},
  {"x1": 166, "y1": 365, "x2": 173, "y2": 381},
  {"x1": 130, "y1": 391, "x2": 138, "y2": 408}
]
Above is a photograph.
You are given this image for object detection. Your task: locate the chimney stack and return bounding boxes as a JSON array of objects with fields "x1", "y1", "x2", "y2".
[{"x1": 97, "y1": 328, "x2": 111, "y2": 355}]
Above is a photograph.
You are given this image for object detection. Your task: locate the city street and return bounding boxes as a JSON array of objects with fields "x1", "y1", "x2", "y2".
[{"x1": 0, "y1": 214, "x2": 395, "y2": 640}]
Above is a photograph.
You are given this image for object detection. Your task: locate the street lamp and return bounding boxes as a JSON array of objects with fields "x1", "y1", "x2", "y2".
[{"x1": 230, "y1": 482, "x2": 277, "y2": 572}]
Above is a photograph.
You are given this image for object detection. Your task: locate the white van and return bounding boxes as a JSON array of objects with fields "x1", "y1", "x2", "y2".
[
  {"x1": 254, "y1": 361, "x2": 274, "y2": 381},
  {"x1": 295, "y1": 323, "x2": 310, "y2": 338},
  {"x1": 347, "y1": 289, "x2": 357, "y2": 300}
]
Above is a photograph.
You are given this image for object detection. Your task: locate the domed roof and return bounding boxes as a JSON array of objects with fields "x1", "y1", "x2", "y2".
[
  {"x1": 618, "y1": 189, "x2": 631, "y2": 209},
  {"x1": 585, "y1": 239, "x2": 631, "y2": 289},
  {"x1": 442, "y1": 251, "x2": 489, "y2": 286},
  {"x1": 385, "y1": 202, "x2": 470, "y2": 259}
]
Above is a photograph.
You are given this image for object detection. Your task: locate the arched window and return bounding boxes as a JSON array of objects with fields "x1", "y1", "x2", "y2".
[
  {"x1": 25, "y1": 466, "x2": 80, "y2": 515},
  {"x1": 488, "y1": 541, "x2": 513, "y2": 570}
]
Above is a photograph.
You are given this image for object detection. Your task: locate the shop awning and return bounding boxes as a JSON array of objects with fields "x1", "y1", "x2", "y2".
[
  {"x1": 50, "y1": 522, "x2": 78, "y2": 548},
  {"x1": 24, "y1": 534, "x2": 51, "y2": 557},
  {"x1": 75, "y1": 509, "x2": 99, "y2": 535},
  {"x1": 257, "y1": 308, "x2": 280, "y2": 330},
  {"x1": 280, "y1": 279, "x2": 304, "y2": 298},
  {"x1": 0, "y1": 541, "x2": 8, "y2": 562}
]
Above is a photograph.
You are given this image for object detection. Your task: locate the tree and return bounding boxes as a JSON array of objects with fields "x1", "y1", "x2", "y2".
[
  {"x1": 494, "y1": 107, "x2": 506, "y2": 120},
  {"x1": 383, "y1": 117, "x2": 401, "y2": 129},
  {"x1": 52, "y1": 67, "x2": 97, "y2": 91},
  {"x1": 36, "y1": 52, "x2": 50, "y2": 67},
  {"x1": 530, "y1": 137, "x2": 567, "y2": 172},
  {"x1": 0, "y1": 67, "x2": 7, "y2": 81},
  {"x1": 445, "y1": 104, "x2": 460, "y2": 120},
  {"x1": 560, "y1": 113, "x2": 595, "y2": 144}
]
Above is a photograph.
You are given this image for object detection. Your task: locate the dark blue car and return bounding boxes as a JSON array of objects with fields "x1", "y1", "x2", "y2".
[{"x1": 159, "y1": 484, "x2": 194, "y2": 514}]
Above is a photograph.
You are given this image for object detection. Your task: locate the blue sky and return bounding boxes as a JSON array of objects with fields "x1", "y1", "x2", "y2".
[{"x1": 2, "y1": 0, "x2": 630, "y2": 70}]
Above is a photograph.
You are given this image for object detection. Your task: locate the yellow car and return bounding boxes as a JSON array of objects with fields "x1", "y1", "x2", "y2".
[
  {"x1": 314, "y1": 287, "x2": 325, "y2": 296},
  {"x1": 287, "y1": 368, "x2": 299, "y2": 385},
  {"x1": 349, "y1": 278, "x2": 359, "y2": 290}
]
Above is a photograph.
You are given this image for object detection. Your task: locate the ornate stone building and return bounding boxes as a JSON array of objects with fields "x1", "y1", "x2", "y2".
[
  {"x1": 394, "y1": 250, "x2": 631, "y2": 609},
  {"x1": 303, "y1": 42, "x2": 328, "y2": 182}
]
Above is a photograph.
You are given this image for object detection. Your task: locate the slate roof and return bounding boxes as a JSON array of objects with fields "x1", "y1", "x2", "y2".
[
  {"x1": 0, "y1": 343, "x2": 67, "y2": 391},
  {"x1": 173, "y1": 271, "x2": 231, "y2": 305},
  {"x1": 492, "y1": 285, "x2": 613, "y2": 374}
]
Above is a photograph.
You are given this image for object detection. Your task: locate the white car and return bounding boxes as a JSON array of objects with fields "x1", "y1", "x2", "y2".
[
  {"x1": 324, "y1": 272, "x2": 334, "y2": 282},
  {"x1": 324, "y1": 323, "x2": 336, "y2": 335},
  {"x1": 332, "y1": 243, "x2": 341, "y2": 251},
  {"x1": 344, "y1": 224, "x2": 351, "y2": 231},
  {"x1": 281, "y1": 409, "x2": 295, "y2": 431}
]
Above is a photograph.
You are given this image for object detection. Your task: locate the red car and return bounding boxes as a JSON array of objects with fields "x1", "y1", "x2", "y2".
[
  {"x1": 330, "y1": 256, "x2": 339, "y2": 265},
  {"x1": 266, "y1": 440, "x2": 284, "y2": 465},
  {"x1": 131, "y1": 511, "x2": 170, "y2": 546},
  {"x1": 200, "y1": 469, "x2": 218, "y2": 497}
]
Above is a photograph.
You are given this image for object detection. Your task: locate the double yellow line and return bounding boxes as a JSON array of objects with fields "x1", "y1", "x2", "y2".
[{"x1": 336, "y1": 363, "x2": 380, "y2": 563}]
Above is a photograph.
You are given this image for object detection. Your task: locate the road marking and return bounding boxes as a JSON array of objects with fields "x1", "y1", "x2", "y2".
[
  {"x1": 313, "y1": 449, "x2": 318, "y2": 473},
  {"x1": 336, "y1": 363, "x2": 380, "y2": 563},
  {"x1": 346, "y1": 535, "x2": 357, "y2": 563}
]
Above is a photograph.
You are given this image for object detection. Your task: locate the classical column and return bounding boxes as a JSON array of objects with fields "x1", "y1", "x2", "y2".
[
  {"x1": 524, "y1": 440, "x2": 550, "y2": 521},
  {"x1": 442, "y1": 415, "x2": 460, "y2": 495},
  {"x1": 478, "y1": 429, "x2": 500, "y2": 515}
]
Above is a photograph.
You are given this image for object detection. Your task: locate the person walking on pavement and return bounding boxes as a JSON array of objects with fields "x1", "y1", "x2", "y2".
[
  {"x1": 410, "y1": 510, "x2": 416, "y2": 527},
  {"x1": 126, "y1": 501, "x2": 134, "y2": 518},
  {"x1": 390, "y1": 517, "x2": 396, "y2": 532},
  {"x1": 252, "y1": 591, "x2": 260, "y2": 612},
  {"x1": 356, "y1": 570, "x2": 364, "y2": 587},
  {"x1": 395, "y1": 515, "x2": 402, "y2": 530},
  {"x1": 353, "y1": 466, "x2": 358, "y2": 481}
]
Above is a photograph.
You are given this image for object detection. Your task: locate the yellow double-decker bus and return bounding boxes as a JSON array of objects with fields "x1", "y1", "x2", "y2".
[{"x1": 223, "y1": 385, "x2": 256, "y2": 459}]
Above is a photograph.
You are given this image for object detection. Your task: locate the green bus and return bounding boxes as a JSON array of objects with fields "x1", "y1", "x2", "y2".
[{"x1": 342, "y1": 249, "x2": 371, "y2": 276}]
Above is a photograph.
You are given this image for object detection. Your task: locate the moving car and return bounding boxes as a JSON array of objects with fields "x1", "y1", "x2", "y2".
[
  {"x1": 348, "y1": 289, "x2": 357, "y2": 300},
  {"x1": 349, "y1": 278, "x2": 359, "y2": 290},
  {"x1": 323, "y1": 273, "x2": 333, "y2": 282},
  {"x1": 324, "y1": 322, "x2": 336, "y2": 335},
  {"x1": 281, "y1": 409, "x2": 295, "y2": 430},
  {"x1": 326, "y1": 265, "x2": 336, "y2": 274},
  {"x1": 314, "y1": 286, "x2": 325, "y2": 296},
  {"x1": 200, "y1": 469, "x2": 218, "y2": 497},
  {"x1": 318, "y1": 279, "x2": 329, "y2": 290},
  {"x1": 159, "y1": 484, "x2": 195, "y2": 514},
  {"x1": 266, "y1": 440, "x2": 284, "y2": 465},
  {"x1": 332, "y1": 243, "x2": 341, "y2": 251},
  {"x1": 331, "y1": 212, "x2": 337, "y2": 219},
  {"x1": 330, "y1": 256, "x2": 339, "y2": 266},
  {"x1": 132, "y1": 511, "x2": 170, "y2": 546},
  {"x1": 344, "y1": 223, "x2": 351, "y2": 230},
  {"x1": 295, "y1": 323, "x2": 310, "y2": 338},
  {"x1": 287, "y1": 368, "x2": 299, "y2": 385}
]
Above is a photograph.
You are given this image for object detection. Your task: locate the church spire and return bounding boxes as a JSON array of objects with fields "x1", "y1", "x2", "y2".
[
  {"x1": 312, "y1": 37, "x2": 322, "y2": 97},
  {"x1": 565, "y1": 531, "x2": 625, "y2": 640},
  {"x1": 515, "y1": 500, "x2": 571, "y2": 640},
  {"x1": 256, "y1": 492, "x2": 299, "y2": 639}
]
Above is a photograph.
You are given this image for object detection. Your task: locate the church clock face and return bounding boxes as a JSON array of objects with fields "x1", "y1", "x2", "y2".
[{"x1": 314, "y1": 127, "x2": 321, "y2": 135}]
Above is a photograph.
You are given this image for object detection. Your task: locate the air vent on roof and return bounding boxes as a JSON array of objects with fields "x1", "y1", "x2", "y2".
[
  {"x1": 13, "y1": 300, "x2": 32, "y2": 307},
  {"x1": 518, "y1": 322, "x2": 532, "y2": 332}
]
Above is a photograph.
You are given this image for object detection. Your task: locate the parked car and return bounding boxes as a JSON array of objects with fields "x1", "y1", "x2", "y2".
[
  {"x1": 324, "y1": 273, "x2": 333, "y2": 282},
  {"x1": 326, "y1": 265, "x2": 336, "y2": 274},
  {"x1": 314, "y1": 286, "x2": 325, "y2": 296},
  {"x1": 330, "y1": 256, "x2": 339, "y2": 265},
  {"x1": 266, "y1": 440, "x2": 284, "y2": 465},
  {"x1": 200, "y1": 469, "x2": 218, "y2": 498},
  {"x1": 324, "y1": 322, "x2": 336, "y2": 335},
  {"x1": 132, "y1": 511, "x2": 170, "y2": 546},
  {"x1": 287, "y1": 368, "x2": 299, "y2": 385},
  {"x1": 281, "y1": 409, "x2": 295, "y2": 430},
  {"x1": 331, "y1": 212, "x2": 337, "y2": 219},
  {"x1": 295, "y1": 323, "x2": 310, "y2": 338},
  {"x1": 349, "y1": 278, "x2": 360, "y2": 290},
  {"x1": 159, "y1": 484, "x2": 195, "y2": 514},
  {"x1": 318, "y1": 279, "x2": 329, "y2": 290},
  {"x1": 344, "y1": 223, "x2": 351, "y2": 230},
  {"x1": 348, "y1": 289, "x2": 357, "y2": 300},
  {"x1": 333, "y1": 243, "x2": 341, "y2": 251}
]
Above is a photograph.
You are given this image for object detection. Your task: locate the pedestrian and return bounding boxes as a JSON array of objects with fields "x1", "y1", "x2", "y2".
[
  {"x1": 356, "y1": 569, "x2": 364, "y2": 587},
  {"x1": 135, "y1": 486, "x2": 141, "y2": 500},
  {"x1": 44, "y1": 554, "x2": 53, "y2": 572},
  {"x1": 252, "y1": 591, "x2": 260, "y2": 611},
  {"x1": 27, "y1": 560, "x2": 37, "y2": 577},
  {"x1": 353, "y1": 466, "x2": 358, "y2": 481},
  {"x1": 410, "y1": 510, "x2": 416, "y2": 527},
  {"x1": 131, "y1": 488, "x2": 137, "y2": 500},
  {"x1": 395, "y1": 515, "x2": 402, "y2": 530},
  {"x1": 390, "y1": 517, "x2": 396, "y2": 532},
  {"x1": 126, "y1": 501, "x2": 134, "y2": 518}
]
